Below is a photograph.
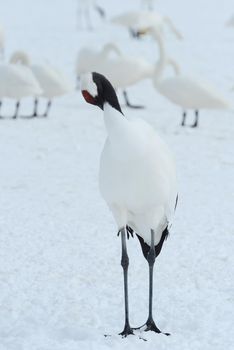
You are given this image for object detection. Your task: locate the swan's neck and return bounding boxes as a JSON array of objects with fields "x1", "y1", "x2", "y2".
[
  {"x1": 152, "y1": 31, "x2": 167, "y2": 84},
  {"x1": 167, "y1": 57, "x2": 181, "y2": 76}
]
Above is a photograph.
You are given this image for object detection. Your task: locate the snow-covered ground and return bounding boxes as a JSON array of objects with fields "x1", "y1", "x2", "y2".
[{"x1": 0, "y1": 0, "x2": 234, "y2": 349}]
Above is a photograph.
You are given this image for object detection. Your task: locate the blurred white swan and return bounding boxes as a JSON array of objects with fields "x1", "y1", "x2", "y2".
[
  {"x1": 11, "y1": 50, "x2": 73, "y2": 117},
  {"x1": 111, "y1": 11, "x2": 183, "y2": 40},
  {"x1": 76, "y1": 42, "x2": 154, "y2": 108},
  {"x1": 0, "y1": 57, "x2": 42, "y2": 119},
  {"x1": 141, "y1": 27, "x2": 230, "y2": 127}
]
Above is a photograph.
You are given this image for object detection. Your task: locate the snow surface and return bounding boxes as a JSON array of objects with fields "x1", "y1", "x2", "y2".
[{"x1": 0, "y1": 0, "x2": 234, "y2": 349}]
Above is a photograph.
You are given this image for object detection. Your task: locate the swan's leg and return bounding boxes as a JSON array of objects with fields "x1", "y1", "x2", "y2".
[
  {"x1": 123, "y1": 90, "x2": 144, "y2": 109},
  {"x1": 94, "y1": 5, "x2": 105, "y2": 19},
  {"x1": 32, "y1": 98, "x2": 38, "y2": 117},
  {"x1": 12, "y1": 101, "x2": 20, "y2": 119},
  {"x1": 20, "y1": 98, "x2": 39, "y2": 119},
  {"x1": 0, "y1": 100, "x2": 3, "y2": 118},
  {"x1": 191, "y1": 110, "x2": 199, "y2": 128},
  {"x1": 119, "y1": 227, "x2": 134, "y2": 337},
  {"x1": 181, "y1": 111, "x2": 187, "y2": 126},
  {"x1": 42, "y1": 100, "x2": 52, "y2": 117}
]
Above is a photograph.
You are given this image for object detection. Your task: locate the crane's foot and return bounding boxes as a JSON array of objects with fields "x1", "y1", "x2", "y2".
[
  {"x1": 119, "y1": 324, "x2": 134, "y2": 338},
  {"x1": 134, "y1": 319, "x2": 170, "y2": 336},
  {"x1": 145, "y1": 319, "x2": 170, "y2": 335}
]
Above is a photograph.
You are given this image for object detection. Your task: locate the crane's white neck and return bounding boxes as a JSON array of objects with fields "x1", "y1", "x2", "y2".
[{"x1": 103, "y1": 103, "x2": 126, "y2": 138}]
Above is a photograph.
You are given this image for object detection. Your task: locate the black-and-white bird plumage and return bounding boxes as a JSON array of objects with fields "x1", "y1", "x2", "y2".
[{"x1": 81, "y1": 72, "x2": 177, "y2": 337}]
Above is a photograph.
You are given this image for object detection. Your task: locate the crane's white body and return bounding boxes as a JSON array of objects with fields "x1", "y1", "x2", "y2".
[
  {"x1": 149, "y1": 28, "x2": 231, "y2": 111},
  {"x1": 0, "y1": 64, "x2": 42, "y2": 99},
  {"x1": 76, "y1": 43, "x2": 154, "y2": 89},
  {"x1": 10, "y1": 51, "x2": 73, "y2": 99},
  {"x1": 99, "y1": 103, "x2": 177, "y2": 245},
  {"x1": 112, "y1": 11, "x2": 183, "y2": 40}
]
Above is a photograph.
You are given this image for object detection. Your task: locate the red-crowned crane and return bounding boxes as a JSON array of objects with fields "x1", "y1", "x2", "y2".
[{"x1": 81, "y1": 72, "x2": 178, "y2": 337}]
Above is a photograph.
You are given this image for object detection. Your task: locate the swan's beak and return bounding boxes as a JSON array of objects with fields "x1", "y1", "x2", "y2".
[{"x1": 135, "y1": 28, "x2": 149, "y2": 37}]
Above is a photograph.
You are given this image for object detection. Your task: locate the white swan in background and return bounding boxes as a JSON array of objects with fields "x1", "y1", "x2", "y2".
[
  {"x1": 139, "y1": 27, "x2": 230, "y2": 127},
  {"x1": 77, "y1": 0, "x2": 105, "y2": 30},
  {"x1": 81, "y1": 71, "x2": 177, "y2": 337},
  {"x1": 76, "y1": 43, "x2": 121, "y2": 79},
  {"x1": 226, "y1": 15, "x2": 234, "y2": 27},
  {"x1": 11, "y1": 51, "x2": 73, "y2": 117},
  {"x1": 111, "y1": 11, "x2": 183, "y2": 40},
  {"x1": 76, "y1": 42, "x2": 154, "y2": 108},
  {"x1": 0, "y1": 24, "x2": 5, "y2": 60},
  {"x1": 0, "y1": 59, "x2": 42, "y2": 119}
]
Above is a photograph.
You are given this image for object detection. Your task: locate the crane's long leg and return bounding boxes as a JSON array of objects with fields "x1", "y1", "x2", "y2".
[
  {"x1": 144, "y1": 230, "x2": 161, "y2": 332},
  {"x1": 123, "y1": 90, "x2": 144, "y2": 109},
  {"x1": 134, "y1": 230, "x2": 170, "y2": 335},
  {"x1": 12, "y1": 100, "x2": 20, "y2": 119},
  {"x1": 119, "y1": 227, "x2": 134, "y2": 337},
  {"x1": 181, "y1": 110, "x2": 187, "y2": 126},
  {"x1": 191, "y1": 110, "x2": 199, "y2": 128}
]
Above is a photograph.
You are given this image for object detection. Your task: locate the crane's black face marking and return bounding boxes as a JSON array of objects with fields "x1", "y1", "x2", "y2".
[{"x1": 86, "y1": 72, "x2": 124, "y2": 115}]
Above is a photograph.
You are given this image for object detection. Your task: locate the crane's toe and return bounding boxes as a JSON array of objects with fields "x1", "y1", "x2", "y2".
[
  {"x1": 119, "y1": 324, "x2": 134, "y2": 337},
  {"x1": 136, "y1": 319, "x2": 170, "y2": 336}
]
